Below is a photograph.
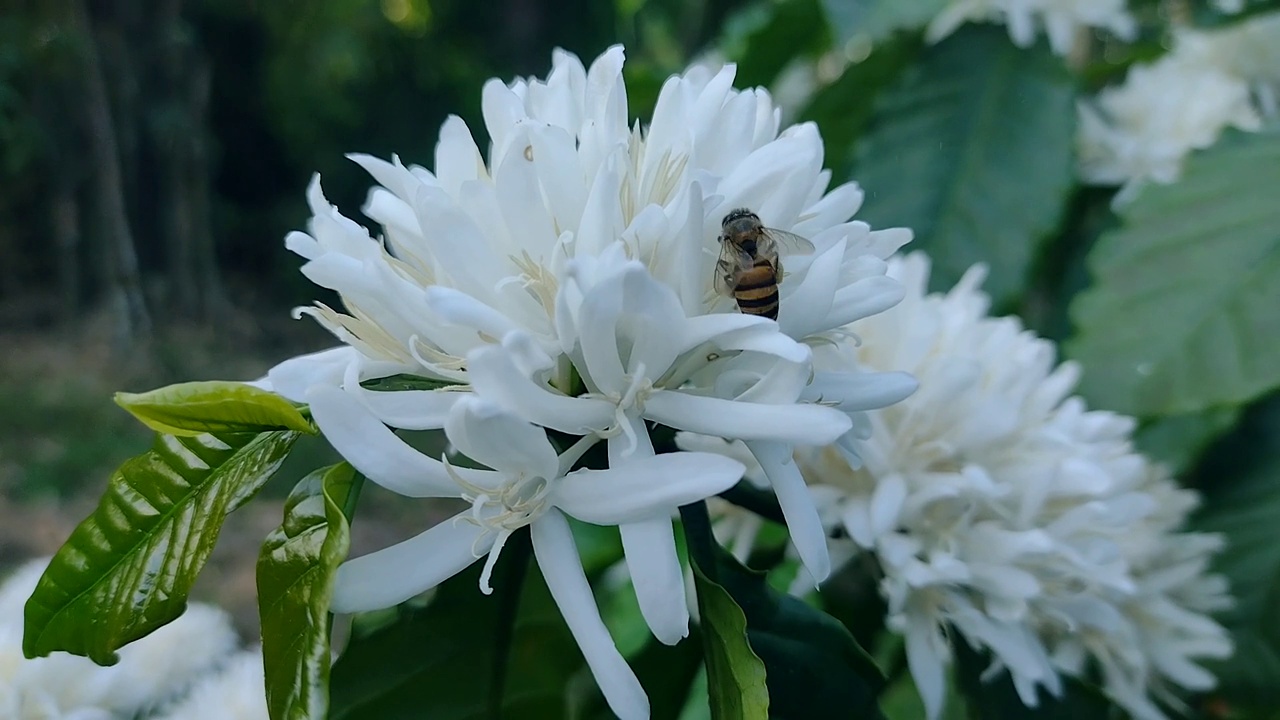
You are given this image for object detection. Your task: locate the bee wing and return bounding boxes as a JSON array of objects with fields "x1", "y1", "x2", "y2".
[
  {"x1": 762, "y1": 227, "x2": 816, "y2": 256},
  {"x1": 713, "y1": 242, "x2": 754, "y2": 297}
]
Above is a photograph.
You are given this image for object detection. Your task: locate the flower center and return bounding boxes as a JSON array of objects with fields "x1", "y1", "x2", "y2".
[
  {"x1": 445, "y1": 459, "x2": 555, "y2": 594},
  {"x1": 582, "y1": 363, "x2": 655, "y2": 455}
]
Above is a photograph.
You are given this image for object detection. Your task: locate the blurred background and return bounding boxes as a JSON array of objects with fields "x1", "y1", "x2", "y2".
[{"x1": 0, "y1": 0, "x2": 798, "y2": 634}]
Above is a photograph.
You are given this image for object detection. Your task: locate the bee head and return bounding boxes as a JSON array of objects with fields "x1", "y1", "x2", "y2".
[{"x1": 722, "y1": 208, "x2": 758, "y2": 227}]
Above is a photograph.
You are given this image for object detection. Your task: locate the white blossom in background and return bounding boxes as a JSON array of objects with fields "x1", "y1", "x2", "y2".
[
  {"x1": 1077, "y1": 11, "x2": 1280, "y2": 201},
  {"x1": 927, "y1": 0, "x2": 1135, "y2": 56},
  {"x1": 254, "y1": 44, "x2": 919, "y2": 716},
  {"x1": 151, "y1": 649, "x2": 267, "y2": 720},
  {"x1": 787, "y1": 253, "x2": 1232, "y2": 720},
  {"x1": 0, "y1": 558, "x2": 240, "y2": 720},
  {"x1": 1076, "y1": 49, "x2": 1260, "y2": 202}
]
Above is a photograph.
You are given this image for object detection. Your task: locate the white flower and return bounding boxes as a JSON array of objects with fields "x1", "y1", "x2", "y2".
[
  {"x1": 151, "y1": 649, "x2": 267, "y2": 720},
  {"x1": 262, "y1": 45, "x2": 916, "y2": 608},
  {"x1": 0, "y1": 558, "x2": 239, "y2": 720},
  {"x1": 1076, "y1": 19, "x2": 1274, "y2": 201},
  {"x1": 318, "y1": 391, "x2": 745, "y2": 720},
  {"x1": 927, "y1": 0, "x2": 1135, "y2": 55},
  {"x1": 791, "y1": 253, "x2": 1232, "y2": 720}
]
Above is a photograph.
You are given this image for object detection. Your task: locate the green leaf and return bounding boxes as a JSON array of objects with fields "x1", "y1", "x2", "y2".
[
  {"x1": 682, "y1": 504, "x2": 885, "y2": 720},
  {"x1": 1067, "y1": 128, "x2": 1280, "y2": 417},
  {"x1": 954, "y1": 640, "x2": 1115, "y2": 719},
  {"x1": 329, "y1": 537, "x2": 583, "y2": 719},
  {"x1": 257, "y1": 463, "x2": 360, "y2": 720},
  {"x1": 798, "y1": 32, "x2": 921, "y2": 180},
  {"x1": 1190, "y1": 395, "x2": 1280, "y2": 708},
  {"x1": 23, "y1": 430, "x2": 300, "y2": 663},
  {"x1": 1135, "y1": 407, "x2": 1240, "y2": 474},
  {"x1": 719, "y1": 0, "x2": 829, "y2": 88},
  {"x1": 114, "y1": 381, "x2": 315, "y2": 436},
  {"x1": 358, "y1": 374, "x2": 465, "y2": 392},
  {"x1": 692, "y1": 562, "x2": 770, "y2": 720},
  {"x1": 819, "y1": 0, "x2": 947, "y2": 45},
  {"x1": 851, "y1": 25, "x2": 1076, "y2": 305}
]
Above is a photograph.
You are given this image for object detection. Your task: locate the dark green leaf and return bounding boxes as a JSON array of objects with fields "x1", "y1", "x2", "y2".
[
  {"x1": 329, "y1": 539, "x2": 583, "y2": 719},
  {"x1": 114, "y1": 381, "x2": 315, "y2": 436},
  {"x1": 1190, "y1": 395, "x2": 1280, "y2": 708},
  {"x1": 683, "y1": 503, "x2": 885, "y2": 720},
  {"x1": 819, "y1": 0, "x2": 946, "y2": 45},
  {"x1": 358, "y1": 374, "x2": 465, "y2": 393},
  {"x1": 258, "y1": 463, "x2": 360, "y2": 720},
  {"x1": 852, "y1": 25, "x2": 1076, "y2": 305},
  {"x1": 719, "y1": 0, "x2": 829, "y2": 88},
  {"x1": 798, "y1": 32, "x2": 922, "y2": 180},
  {"x1": 693, "y1": 562, "x2": 770, "y2": 720},
  {"x1": 1135, "y1": 407, "x2": 1240, "y2": 474},
  {"x1": 1067, "y1": 128, "x2": 1280, "y2": 417},
  {"x1": 573, "y1": 631, "x2": 706, "y2": 720},
  {"x1": 23, "y1": 430, "x2": 300, "y2": 663},
  {"x1": 954, "y1": 640, "x2": 1115, "y2": 719}
]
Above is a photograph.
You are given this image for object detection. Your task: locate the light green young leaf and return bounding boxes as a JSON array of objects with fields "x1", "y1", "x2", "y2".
[
  {"x1": 23, "y1": 430, "x2": 300, "y2": 664},
  {"x1": 1191, "y1": 396, "x2": 1280, "y2": 708},
  {"x1": 851, "y1": 25, "x2": 1076, "y2": 305},
  {"x1": 115, "y1": 381, "x2": 314, "y2": 436},
  {"x1": 692, "y1": 562, "x2": 770, "y2": 720},
  {"x1": 1068, "y1": 128, "x2": 1280, "y2": 417},
  {"x1": 258, "y1": 463, "x2": 359, "y2": 720}
]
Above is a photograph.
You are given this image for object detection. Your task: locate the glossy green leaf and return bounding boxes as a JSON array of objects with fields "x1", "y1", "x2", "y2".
[
  {"x1": 329, "y1": 536, "x2": 583, "y2": 719},
  {"x1": 852, "y1": 25, "x2": 1075, "y2": 305},
  {"x1": 1190, "y1": 396, "x2": 1280, "y2": 708},
  {"x1": 692, "y1": 562, "x2": 770, "y2": 720},
  {"x1": 358, "y1": 374, "x2": 465, "y2": 392},
  {"x1": 683, "y1": 504, "x2": 885, "y2": 720},
  {"x1": 114, "y1": 381, "x2": 315, "y2": 436},
  {"x1": 954, "y1": 641, "x2": 1114, "y2": 719},
  {"x1": 1068, "y1": 128, "x2": 1280, "y2": 417},
  {"x1": 257, "y1": 463, "x2": 359, "y2": 720},
  {"x1": 23, "y1": 429, "x2": 300, "y2": 663},
  {"x1": 719, "y1": 0, "x2": 828, "y2": 88},
  {"x1": 819, "y1": 0, "x2": 946, "y2": 44}
]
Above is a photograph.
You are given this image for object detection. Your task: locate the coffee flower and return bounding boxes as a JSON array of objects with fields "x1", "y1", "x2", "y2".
[
  {"x1": 795, "y1": 253, "x2": 1232, "y2": 719},
  {"x1": 927, "y1": 0, "x2": 1135, "y2": 56}
]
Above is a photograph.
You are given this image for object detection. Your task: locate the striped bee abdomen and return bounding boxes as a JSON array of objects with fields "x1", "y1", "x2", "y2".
[{"x1": 733, "y1": 262, "x2": 780, "y2": 320}]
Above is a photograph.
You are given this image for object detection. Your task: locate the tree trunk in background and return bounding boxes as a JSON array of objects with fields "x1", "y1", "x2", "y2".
[
  {"x1": 156, "y1": 0, "x2": 226, "y2": 319},
  {"x1": 51, "y1": 191, "x2": 81, "y2": 324},
  {"x1": 70, "y1": 0, "x2": 151, "y2": 346}
]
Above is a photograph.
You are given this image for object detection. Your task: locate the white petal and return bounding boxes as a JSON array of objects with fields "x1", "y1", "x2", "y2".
[
  {"x1": 424, "y1": 286, "x2": 523, "y2": 342},
  {"x1": 620, "y1": 518, "x2": 690, "y2": 645},
  {"x1": 644, "y1": 391, "x2": 852, "y2": 445},
  {"x1": 350, "y1": 385, "x2": 463, "y2": 430},
  {"x1": 826, "y1": 276, "x2": 905, "y2": 327},
  {"x1": 331, "y1": 514, "x2": 489, "y2": 612},
  {"x1": 445, "y1": 395, "x2": 559, "y2": 480},
  {"x1": 467, "y1": 343, "x2": 615, "y2": 434},
  {"x1": 532, "y1": 510, "x2": 649, "y2": 720},
  {"x1": 905, "y1": 622, "x2": 948, "y2": 720},
  {"x1": 778, "y1": 239, "x2": 843, "y2": 339},
  {"x1": 748, "y1": 440, "x2": 830, "y2": 581},
  {"x1": 265, "y1": 346, "x2": 360, "y2": 402},
  {"x1": 869, "y1": 475, "x2": 908, "y2": 539},
  {"x1": 553, "y1": 452, "x2": 744, "y2": 525},
  {"x1": 802, "y1": 370, "x2": 918, "y2": 412},
  {"x1": 308, "y1": 385, "x2": 475, "y2": 497}
]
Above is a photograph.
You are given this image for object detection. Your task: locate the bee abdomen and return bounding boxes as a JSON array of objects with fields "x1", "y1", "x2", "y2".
[{"x1": 733, "y1": 265, "x2": 780, "y2": 320}]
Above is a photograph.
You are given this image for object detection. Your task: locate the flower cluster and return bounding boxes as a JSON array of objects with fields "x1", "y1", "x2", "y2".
[
  {"x1": 788, "y1": 254, "x2": 1232, "y2": 719},
  {"x1": 0, "y1": 558, "x2": 242, "y2": 720},
  {"x1": 1077, "y1": 11, "x2": 1280, "y2": 201},
  {"x1": 926, "y1": 0, "x2": 1135, "y2": 56},
  {"x1": 260, "y1": 46, "x2": 916, "y2": 719}
]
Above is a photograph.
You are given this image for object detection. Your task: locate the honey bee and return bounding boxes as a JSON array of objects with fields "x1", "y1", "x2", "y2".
[{"x1": 713, "y1": 208, "x2": 815, "y2": 320}]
